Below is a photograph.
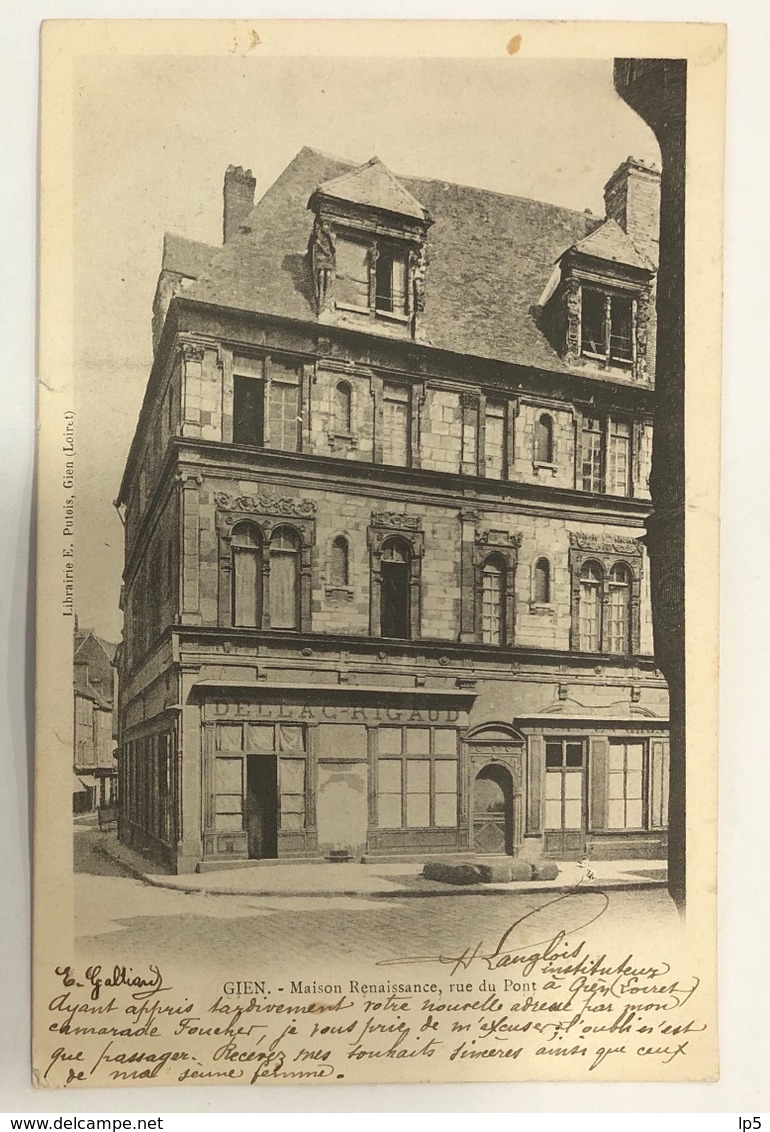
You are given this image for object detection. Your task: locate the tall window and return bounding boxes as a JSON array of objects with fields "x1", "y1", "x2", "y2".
[
  {"x1": 269, "y1": 361, "x2": 301, "y2": 452},
  {"x1": 376, "y1": 727, "x2": 458, "y2": 829},
  {"x1": 334, "y1": 380, "x2": 352, "y2": 434},
  {"x1": 609, "y1": 296, "x2": 633, "y2": 363},
  {"x1": 382, "y1": 383, "x2": 411, "y2": 467},
  {"x1": 269, "y1": 527, "x2": 300, "y2": 629},
  {"x1": 581, "y1": 415, "x2": 633, "y2": 496},
  {"x1": 581, "y1": 289, "x2": 606, "y2": 357},
  {"x1": 231, "y1": 523, "x2": 262, "y2": 628},
  {"x1": 608, "y1": 420, "x2": 631, "y2": 496},
  {"x1": 573, "y1": 556, "x2": 638, "y2": 655},
  {"x1": 481, "y1": 555, "x2": 506, "y2": 645},
  {"x1": 375, "y1": 247, "x2": 408, "y2": 315},
  {"x1": 461, "y1": 399, "x2": 478, "y2": 472},
  {"x1": 581, "y1": 416, "x2": 603, "y2": 493},
  {"x1": 330, "y1": 535, "x2": 349, "y2": 587},
  {"x1": 533, "y1": 558, "x2": 551, "y2": 604},
  {"x1": 380, "y1": 537, "x2": 410, "y2": 639},
  {"x1": 335, "y1": 238, "x2": 370, "y2": 308},
  {"x1": 233, "y1": 374, "x2": 265, "y2": 446},
  {"x1": 484, "y1": 400, "x2": 506, "y2": 479},
  {"x1": 607, "y1": 740, "x2": 644, "y2": 829},
  {"x1": 578, "y1": 562, "x2": 603, "y2": 651},
  {"x1": 535, "y1": 414, "x2": 554, "y2": 463},
  {"x1": 607, "y1": 563, "x2": 631, "y2": 654},
  {"x1": 581, "y1": 288, "x2": 634, "y2": 365}
]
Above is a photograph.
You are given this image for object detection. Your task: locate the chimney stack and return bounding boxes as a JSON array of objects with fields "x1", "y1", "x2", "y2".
[
  {"x1": 223, "y1": 165, "x2": 256, "y2": 244},
  {"x1": 603, "y1": 156, "x2": 661, "y2": 267}
]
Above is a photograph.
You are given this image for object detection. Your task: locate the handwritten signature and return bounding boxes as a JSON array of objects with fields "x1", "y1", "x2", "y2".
[
  {"x1": 55, "y1": 963, "x2": 170, "y2": 1002},
  {"x1": 376, "y1": 887, "x2": 673, "y2": 983}
]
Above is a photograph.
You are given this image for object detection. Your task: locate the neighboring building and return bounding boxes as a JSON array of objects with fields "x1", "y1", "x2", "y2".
[
  {"x1": 73, "y1": 625, "x2": 118, "y2": 812},
  {"x1": 116, "y1": 146, "x2": 669, "y2": 874}
]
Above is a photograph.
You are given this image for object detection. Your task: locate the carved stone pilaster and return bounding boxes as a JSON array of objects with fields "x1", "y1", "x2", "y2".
[
  {"x1": 634, "y1": 287, "x2": 653, "y2": 382},
  {"x1": 411, "y1": 243, "x2": 429, "y2": 313},
  {"x1": 564, "y1": 276, "x2": 582, "y2": 362},
  {"x1": 177, "y1": 471, "x2": 203, "y2": 625}
]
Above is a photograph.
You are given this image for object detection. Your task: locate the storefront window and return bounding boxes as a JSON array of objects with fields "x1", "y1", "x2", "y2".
[
  {"x1": 376, "y1": 727, "x2": 458, "y2": 829},
  {"x1": 279, "y1": 758, "x2": 306, "y2": 830},
  {"x1": 278, "y1": 724, "x2": 306, "y2": 753},
  {"x1": 608, "y1": 739, "x2": 644, "y2": 829},
  {"x1": 406, "y1": 760, "x2": 430, "y2": 826},
  {"x1": 378, "y1": 759, "x2": 403, "y2": 828},
  {"x1": 215, "y1": 756, "x2": 243, "y2": 832},
  {"x1": 245, "y1": 723, "x2": 274, "y2": 752}
]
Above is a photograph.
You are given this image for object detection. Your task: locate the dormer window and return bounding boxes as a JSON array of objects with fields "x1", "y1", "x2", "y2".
[
  {"x1": 375, "y1": 246, "x2": 408, "y2": 316},
  {"x1": 548, "y1": 213, "x2": 656, "y2": 381},
  {"x1": 581, "y1": 289, "x2": 634, "y2": 366},
  {"x1": 307, "y1": 156, "x2": 432, "y2": 334},
  {"x1": 335, "y1": 237, "x2": 370, "y2": 310},
  {"x1": 332, "y1": 236, "x2": 411, "y2": 321}
]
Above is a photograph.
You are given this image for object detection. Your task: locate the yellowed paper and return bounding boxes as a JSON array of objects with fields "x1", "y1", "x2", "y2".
[{"x1": 35, "y1": 19, "x2": 724, "y2": 1088}]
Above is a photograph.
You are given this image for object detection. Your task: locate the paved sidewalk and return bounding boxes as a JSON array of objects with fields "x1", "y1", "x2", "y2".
[{"x1": 96, "y1": 831, "x2": 667, "y2": 898}]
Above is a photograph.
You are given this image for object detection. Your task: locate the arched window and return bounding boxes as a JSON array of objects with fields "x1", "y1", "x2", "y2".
[
  {"x1": 533, "y1": 557, "x2": 551, "y2": 604},
  {"x1": 380, "y1": 537, "x2": 411, "y2": 640},
  {"x1": 231, "y1": 523, "x2": 263, "y2": 628},
  {"x1": 330, "y1": 535, "x2": 350, "y2": 587},
  {"x1": 579, "y1": 561, "x2": 603, "y2": 651},
  {"x1": 334, "y1": 381, "x2": 352, "y2": 434},
  {"x1": 535, "y1": 414, "x2": 554, "y2": 463},
  {"x1": 607, "y1": 562, "x2": 632, "y2": 654},
  {"x1": 269, "y1": 527, "x2": 300, "y2": 629},
  {"x1": 481, "y1": 555, "x2": 506, "y2": 645}
]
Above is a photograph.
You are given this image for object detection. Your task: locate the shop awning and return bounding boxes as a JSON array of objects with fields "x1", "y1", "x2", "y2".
[{"x1": 74, "y1": 774, "x2": 98, "y2": 790}]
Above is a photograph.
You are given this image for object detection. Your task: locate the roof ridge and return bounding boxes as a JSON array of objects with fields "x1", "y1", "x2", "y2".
[
  {"x1": 402, "y1": 171, "x2": 600, "y2": 220},
  {"x1": 299, "y1": 146, "x2": 597, "y2": 220}
]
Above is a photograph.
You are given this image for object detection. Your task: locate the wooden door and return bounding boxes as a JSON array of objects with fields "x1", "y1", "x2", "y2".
[{"x1": 472, "y1": 765, "x2": 513, "y2": 855}]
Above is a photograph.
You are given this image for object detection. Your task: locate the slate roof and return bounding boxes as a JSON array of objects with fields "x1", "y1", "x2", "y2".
[
  {"x1": 177, "y1": 147, "x2": 639, "y2": 373},
  {"x1": 74, "y1": 665, "x2": 112, "y2": 711},
  {"x1": 75, "y1": 630, "x2": 117, "y2": 664},
  {"x1": 314, "y1": 156, "x2": 431, "y2": 222},
  {"x1": 74, "y1": 630, "x2": 117, "y2": 708},
  {"x1": 565, "y1": 217, "x2": 653, "y2": 271},
  {"x1": 162, "y1": 233, "x2": 217, "y2": 278}
]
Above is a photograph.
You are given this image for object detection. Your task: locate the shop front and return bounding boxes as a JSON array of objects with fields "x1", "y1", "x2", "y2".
[{"x1": 194, "y1": 684, "x2": 477, "y2": 868}]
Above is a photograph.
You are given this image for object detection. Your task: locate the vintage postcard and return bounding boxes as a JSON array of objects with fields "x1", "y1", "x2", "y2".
[{"x1": 34, "y1": 20, "x2": 725, "y2": 1089}]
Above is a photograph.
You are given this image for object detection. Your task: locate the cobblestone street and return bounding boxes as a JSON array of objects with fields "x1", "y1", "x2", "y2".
[{"x1": 74, "y1": 826, "x2": 680, "y2": 977}]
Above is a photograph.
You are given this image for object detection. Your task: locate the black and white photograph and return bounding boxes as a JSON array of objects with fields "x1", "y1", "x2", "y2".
[{"x1": 31, "y1": 20, "x2": 723, "y2": 1091}]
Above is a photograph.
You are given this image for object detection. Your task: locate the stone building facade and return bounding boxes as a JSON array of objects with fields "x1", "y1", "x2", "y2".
[{"x1": 116, "y1": 147, "x2": 669, "y2": 873}]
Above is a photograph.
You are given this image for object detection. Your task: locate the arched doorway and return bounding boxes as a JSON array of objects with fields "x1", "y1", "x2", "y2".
[
  {"x1": 464, "y1": 723, "x2": 525, "y2": 856},
  {"x1": 473, "y1": 764, "x2": 514, "y2": 855}
]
